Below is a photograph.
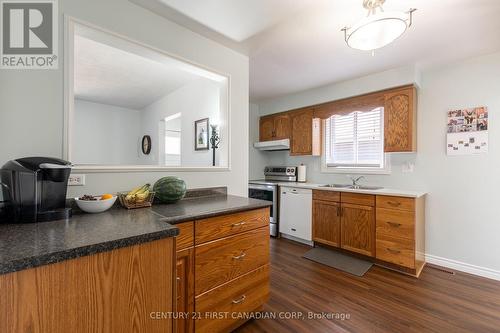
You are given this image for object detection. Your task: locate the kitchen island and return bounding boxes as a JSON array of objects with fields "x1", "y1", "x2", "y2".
[{"x1": 0, "y1": 190, "x2": 271, "y2": 333}]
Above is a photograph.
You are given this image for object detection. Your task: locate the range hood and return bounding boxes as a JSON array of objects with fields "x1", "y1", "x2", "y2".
[{"x1": 253, "y1": 139, "x2": 290, "y2": 151}]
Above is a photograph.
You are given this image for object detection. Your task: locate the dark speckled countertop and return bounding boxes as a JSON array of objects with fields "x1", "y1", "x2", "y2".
[{"x1": 0, "y1": 193, "x2": 271, "y2": 275}]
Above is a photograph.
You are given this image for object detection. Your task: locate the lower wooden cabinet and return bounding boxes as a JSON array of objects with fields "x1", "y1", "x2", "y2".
[
  {"x1": 195, "y1": 265, "x2": 270, "y2": 333},
  {"x1": 195, "y1": 227, "x2": 269, "y2": 295},
  {"x1": 174, "y1": 209, "x2": 270, "y2": 333},
  {"x1": 176, "y1": 247, "x2": 194, "y2": 333},
  {"x1": 312, "y1": 191, "x2": 375, "y2": 257},
  {"x1": 312, "y1": 199, "x2": 341, "y2": 247},
  {"x1": 0, "y1": 238, "x2": 175, "y2": 333},
  {"x1": 312, "y1": 190, "x2": 425, "y2": 277},
  {"x1": 340, "y1": 203, "x2": 375, "y2": 257}
]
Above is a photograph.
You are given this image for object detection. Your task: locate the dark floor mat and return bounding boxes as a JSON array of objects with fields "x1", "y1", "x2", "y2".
[{"x1": 303, "y1": 247, "x2": 373, "y2": 276}]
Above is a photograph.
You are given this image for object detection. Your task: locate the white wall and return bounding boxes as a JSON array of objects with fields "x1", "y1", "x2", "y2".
[
  {"x1": 74, "y1": 99, "x2": 141, "y2": 165},
  {"x1": 250, "y1": 52, "x2": 500, "y2": 276},
  {"x1": 0, "y1": 0, "x2": 249, "y2": 197},
  {"x1": 140, "y1": 78, "x2": 225, "y2": 167},
  {"x1": 248, "y1": 103, "x2": 268, "y2": 180}
]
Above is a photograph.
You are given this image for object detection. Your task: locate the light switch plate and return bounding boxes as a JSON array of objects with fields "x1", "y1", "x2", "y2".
[{"x1": 68, "y1": 174, "x2": 86, "y2": 186}]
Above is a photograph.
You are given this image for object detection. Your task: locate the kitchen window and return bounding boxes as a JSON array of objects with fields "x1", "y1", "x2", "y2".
[{"x1": 323, "y1": 107, "x2": 390, "y2": 174}]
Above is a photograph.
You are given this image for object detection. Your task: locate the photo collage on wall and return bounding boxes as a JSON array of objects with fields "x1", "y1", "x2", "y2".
[{"x1": 447, "y1": 107, "x2": 488, "y2": 155}]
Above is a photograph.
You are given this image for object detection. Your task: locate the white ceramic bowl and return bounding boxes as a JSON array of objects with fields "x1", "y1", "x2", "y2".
[{"x1": 75, "y1": 196, "x2": 117, "y2": 214}]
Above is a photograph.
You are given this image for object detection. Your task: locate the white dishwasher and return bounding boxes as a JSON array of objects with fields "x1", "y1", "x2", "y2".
[{"x1": 279, "y1": 186, "x2": 312, "y2": 242}]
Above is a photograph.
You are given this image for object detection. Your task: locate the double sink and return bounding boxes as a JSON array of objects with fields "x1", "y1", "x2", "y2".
[{"x1": 319, "y1": 184, "x2": 384, "y2": 190}]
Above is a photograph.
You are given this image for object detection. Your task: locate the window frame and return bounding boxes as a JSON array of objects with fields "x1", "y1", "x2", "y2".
[{"x1": 321, "y1": 108, "x2": 391, "y2": 175}]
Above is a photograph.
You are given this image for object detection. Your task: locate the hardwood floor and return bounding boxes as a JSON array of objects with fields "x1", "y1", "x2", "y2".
[{"x1": 235, "y1": 238, "x2": 500, "y2": 333}]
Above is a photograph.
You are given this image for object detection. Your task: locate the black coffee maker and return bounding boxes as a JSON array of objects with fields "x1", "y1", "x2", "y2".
[{"x1": 0, "y1": 157, "x2": 73, "y2": 223}]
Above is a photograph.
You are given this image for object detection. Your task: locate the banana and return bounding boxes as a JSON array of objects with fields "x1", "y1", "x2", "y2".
[
  {"x1": 135, "y1": 190, "x2": 150, "y2": 203},
  {"x1": 126, "y1": 184, "x2": 150, "y2": 202}
]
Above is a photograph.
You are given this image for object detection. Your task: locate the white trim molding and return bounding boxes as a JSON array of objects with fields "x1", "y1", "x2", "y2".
[{"x1": 425, "y1": 254, "x2": 500, "y2": 282}]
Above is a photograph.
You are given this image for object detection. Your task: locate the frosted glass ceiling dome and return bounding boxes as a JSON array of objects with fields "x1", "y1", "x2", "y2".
[{"x1": 342, "y1": 0, "x2": 416, "y2": 51}]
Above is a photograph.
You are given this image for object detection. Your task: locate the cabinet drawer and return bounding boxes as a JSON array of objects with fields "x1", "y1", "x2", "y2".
[
  {"x1": 376, "y1": 234, "x2": 415, "y2": 268},
  {"x1": 341, "y1": 192, "x2": 375, "y2": 206},
  {"x1": 195, "y1": 227, "x2": 269, "y2": 295},
  {"x1": 195, "y1": 265, "x2": 269, "y2": 333},
  {"x1": 376, "y1": 208, "x2": 414, "y2": 240},
  {"x1": 175, "y1": 221, "x2": 194, "y2": 251},
  {"x1": 313, "y1": 190, "x2": 340, "y2": 202},
  {"x1": 195, "y1": 208, "x2": 269, "y2": 245},
  {"x1": 377, "y1": 196, "x2": 415, "y2": 211}
]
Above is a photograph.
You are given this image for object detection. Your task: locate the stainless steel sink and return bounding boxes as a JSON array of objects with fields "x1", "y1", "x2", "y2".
[
  {"x1": 320, "y1": 184, "x2": 384, "y2": 190},
  {"x1": 320, "y1": 184, "x2": 351, "y2": 188}
]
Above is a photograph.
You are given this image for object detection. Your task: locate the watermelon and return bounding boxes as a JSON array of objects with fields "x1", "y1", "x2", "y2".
[{"x1": 153, "y1": 177, "x2": 187, "y2": 203}]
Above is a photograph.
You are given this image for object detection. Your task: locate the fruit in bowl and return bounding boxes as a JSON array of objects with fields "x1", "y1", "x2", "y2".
[{"x1": 75, "y1": 194, "x2": 117, "y2": 213}]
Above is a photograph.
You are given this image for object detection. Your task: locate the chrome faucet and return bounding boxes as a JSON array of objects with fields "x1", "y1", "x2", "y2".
[{"x1": 349, "y1": 176, "x2": 365, "y2": 189}]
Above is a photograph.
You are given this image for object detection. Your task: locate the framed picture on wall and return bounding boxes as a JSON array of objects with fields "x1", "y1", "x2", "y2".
[{"x1": 195, "y1": 118, "x2": 209, "y2": 150}]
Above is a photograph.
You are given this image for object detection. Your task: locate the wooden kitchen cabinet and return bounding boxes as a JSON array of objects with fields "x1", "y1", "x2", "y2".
[
  {"x1": 175, "y1": 221, "x2": 194, "y2": 333},
  {"x1": 312, "y1": 190, "x2": 426, "y2": 277},
  {"x1": 384, "y1": 86, "x2": 417, "y2": 152},
  {"x1": 0, "y1": 238, "x2": 175, "y2": 333},
  {"x1": 341, "y1": 203, "x2": 375, "y2": 257},
  {"x1": 259, "y1": 113, "x2": 290, "y2": 141},
  {"x1": 375, "y1": 195, "x2": 426, "y2": 277},
  {"x1": 259, "y1": 116, "x2": 274, "y2": 141},
  {"x1": 176, "y1": 248, "x2": 194, "y2": 333},
  {"x1": 290, "y1": 108, "x2": 313, "y2": 155},
  {"x1": 312, "y1": 199, "x2": 341, "y2": 247},
  {"x1": 313, "y1": 191, "x2": 375, "y2": 257}
]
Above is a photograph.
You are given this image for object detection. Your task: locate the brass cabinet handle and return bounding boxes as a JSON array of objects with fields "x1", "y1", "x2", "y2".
[
  {"x1": 232, "y1": 221, "x2": 246, "y2": 227},
  {"x1": 176, "y1": 277, "x2": 181, "y2": 282},
  {"x1": 387, "y1": 201, "x2": 401, "y2": 207},
  {"x1": 232, "y1": 295, "x2": 247, "y2": 304},
  {"x1": 232, "y1": 252, "x2": 246, "y2": 260},
  {"x1": 387, "y1": 248, "x2": 401, "y2": 254},
  {"x1": 386, "y1": 221, "x2": 402, "y2": 228},
  {"x1": 336, "y1": 206, "x2": 340, "y2": 217}
]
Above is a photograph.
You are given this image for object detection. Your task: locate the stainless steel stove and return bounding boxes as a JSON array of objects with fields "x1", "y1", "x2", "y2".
[{"x1": 249, "y1": 166, "x2": 297, "y2": 236}]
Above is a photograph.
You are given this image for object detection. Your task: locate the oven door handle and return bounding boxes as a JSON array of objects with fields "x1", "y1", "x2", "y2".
[{"x1": 248, "y1": 184, "x2": 276, "y2": 192}]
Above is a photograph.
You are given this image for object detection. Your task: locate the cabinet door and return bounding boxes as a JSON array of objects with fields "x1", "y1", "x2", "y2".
[
  {"x1": 176, "y1": 248, "x2": 194, "y2": 333},
  {"x1": 341, "y1": 203, "x2": 375, "y2": 257},
  {"x1": 273, "y1": 114, "x2": 290, "y2": 140},
  {"x1": 259, "y1": 116, "x2": 274, "y2": 141},
  {"x1": 290, "y1": 108, "x2": 313, "y2": 155},
  {"x1": 312, "y1": 200, "x2": 340, "y2": 247},
  {"x1": 384, "y1": 87, "x2": 416, "y2": 152}
]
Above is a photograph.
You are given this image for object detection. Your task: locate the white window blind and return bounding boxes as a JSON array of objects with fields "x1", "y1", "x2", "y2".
[{"x1": 325, "y1": 107, "x2": 384, "y2": 168}]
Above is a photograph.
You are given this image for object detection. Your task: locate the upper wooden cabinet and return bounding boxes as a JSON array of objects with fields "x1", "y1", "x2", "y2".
[
  {"x1": 259, "y1": 108, "x2": 320, "y2": 156},
  {"x1": 290, "y1": 108, "x2": 313, "y2": 155},
  {"x1": 259, "y1": 85, "x2": 417, "y2": 154},
  {"x1": 259, "y1": 113, "x2": 290, "y2": 141},
  {"x1": 384, "y1": 86, "x2": 417, "y2": 152}
]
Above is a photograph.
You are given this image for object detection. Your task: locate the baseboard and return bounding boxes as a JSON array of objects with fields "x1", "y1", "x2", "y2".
[
  {"x1": 279, "y1": 233, "x2": 314, "y2": 246},
  {"x1": 425, "y1": 254, "x2": 500, "y2": 281}
]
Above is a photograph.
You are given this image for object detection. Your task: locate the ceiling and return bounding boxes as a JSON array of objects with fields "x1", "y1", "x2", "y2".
[
  {"x1": 74, "y1": 35, "x2": 199, "y2": 109},
  {"x1": 131, "y1": 0, "x2": 500, "y2": 101}
]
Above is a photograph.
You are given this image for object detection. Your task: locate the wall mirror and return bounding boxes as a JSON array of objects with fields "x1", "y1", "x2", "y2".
[{"x1": 65, "y1": 19, "x2": 230, "y2": 171}]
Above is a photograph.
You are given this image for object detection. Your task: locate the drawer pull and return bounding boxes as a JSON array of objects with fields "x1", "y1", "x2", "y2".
[
  {"x1": 176, "y1": 277, "x2": 181, "y2": 281},
  {"x1": 232, "y1": 252, "x2": 246, "y2": 260},
  {"x1": 387, "y1": 201, "x2": 401, "y2": 207},
  {"x1": 386, "y1": 248, "x2": 401, "y2": 254},
  {"x1": 232, "y1": 295, "x2": 247, "y2": 304},
  {"x1": 231, "y1": 221, "x2": 246, "y2": 227},
  {"x1": 386, "y1": 221, "x2": 402, "y2": 228}
]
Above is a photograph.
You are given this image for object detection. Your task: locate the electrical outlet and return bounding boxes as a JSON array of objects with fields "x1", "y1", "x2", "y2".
[
  {"x1": 402, "y1": 162, "x2": 414, "y2": 173},
  {"x1": 68, "y1": 174, "x2": 86, "y2": 186}
]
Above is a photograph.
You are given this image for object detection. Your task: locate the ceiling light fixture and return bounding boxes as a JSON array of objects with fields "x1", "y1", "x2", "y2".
[{"x1": 341, "y1": 0, "x2": 416, "y2": 51}]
